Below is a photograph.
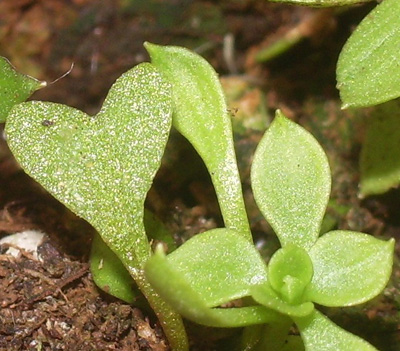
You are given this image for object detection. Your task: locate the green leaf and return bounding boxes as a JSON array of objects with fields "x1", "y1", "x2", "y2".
[
  {"x1": 145, "y1": 42, "x2": 251, "y2": 241},
  {"x1": 145, "y1": 244, "x2": 279, "y2": 328},
  {"x1": 267, "y1": 0, "x2": 370, "y2": 6},
  {"x1": 305, "y1": 230, "x2": 394, "y2": 306},
  {"x1": 295, "y1": 309, "x2": 379, "y2": 351},
  {"x1": 89, "y1": 210, "x2": 175, "y2": 304},
  {"x1": 359, "y1": 100, "x2": 400, "y2": 197},
  {"x1": 6, "y1": 63, "x2": 170, "y2": 271},
  {"x1": 251, "y1": 283, "x2": 314, "y2": 318},
  {"x1": 0, "y1": 57, "x2": 45, "y2": 122},
  {"x1": 280, "y1": 336, "x2": 305, "y2": 351},
  {"x1": 241, "y1": 319, "x2": 300, "y2": 351},
  {"x1": 6, "y1": 63, "x2": 188, "y2": 351},
  {"x1": 337, "y1": 0, "x2": 400, "y2": 108},
  {"x1": 267, "y1": 245, "x2": 313, "y2": 304},
  {"x1": 251, "y1": 111, "x2": 331, "y2": 250},
  {"x1": 164, "y1": 228, "x2": 268, "y2": 307},
  {"x1": 90, "y1": 233, "x2": 137, "y2": 303},
  {"x1": 143, "y1": 209, "x2": 177, "y2": 251}
]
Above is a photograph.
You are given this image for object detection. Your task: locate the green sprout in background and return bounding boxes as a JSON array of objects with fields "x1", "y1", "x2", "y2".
[
  {"x1": 257, "y1": 0, "x2": 400, "y2": 108},
  {"x1": 0, "y1": 57, "x2": 45, "y2": 122},
  {"x1": 260, "y1": 0, "x2": 400, "y2": 198}
]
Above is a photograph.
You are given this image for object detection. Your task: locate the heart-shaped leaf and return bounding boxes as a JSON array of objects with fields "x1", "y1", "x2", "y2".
[
  {"x1": 6, "y1": 63, "x2": 189, "y2": 351},
  {"x1": 251, "y1": 111, "x2": 331, "y2": 250},
  {"x1": 6, "y1": 63, "x2": 171, "y2": 267},
  {"x1": 337, "y1": 0, "x2": 400, "y2": 108},
  {"x1": 0, "y1": 57, "x2": 45, "y2": 122}
]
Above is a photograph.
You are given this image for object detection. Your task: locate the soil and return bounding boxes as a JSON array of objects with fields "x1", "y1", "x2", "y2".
[{"x1": 0, "y1": 1, "x2": 399, "y2": 350}]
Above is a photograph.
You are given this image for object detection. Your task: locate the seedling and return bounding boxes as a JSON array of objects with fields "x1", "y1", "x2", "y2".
[
  {"x1": 145, "y1": 111, "x2": 394, "y2": 351},
  {"x1": 3, "y1": 62, "x2": 188, "y2": 351},
  {"x1": 1, "y1": 43, "x2": 395, "y2": 351}
]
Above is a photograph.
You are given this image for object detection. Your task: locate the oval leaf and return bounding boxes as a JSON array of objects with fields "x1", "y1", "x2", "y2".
[
  {"x1": 165, "y1": 228, "x2": 268, "y2": 307},
  {"x1": 337, "y1": 0, "x2": 400, "y2": 108},
  {"x1": 0, "y1": 57, "x2": 45, "y2": 122},
  {"x1": 295, "y1": 310, "x2": 380, "y2": 351},
  {"x1": 251, "y1": 111, "x2": 331, "y2": 250},
  {"x1": 145, "y1": 42, "x2": 251, "y2": 240},
  {"x1": 305, "y1": 230, "x2": 394, "y2": 306}
]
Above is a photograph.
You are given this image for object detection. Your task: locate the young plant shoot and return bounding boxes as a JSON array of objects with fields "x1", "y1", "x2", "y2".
[
  {"x1": 145, "y1": 110, "x2": 394, "y2": 351},
  {"x1": 145, "y1": 42, "x2": 252, "y2": 241}
]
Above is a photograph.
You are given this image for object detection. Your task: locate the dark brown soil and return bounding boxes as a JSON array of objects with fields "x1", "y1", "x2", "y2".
[{"x1": 0, "y1": 238, "x2": 168, "y2": 351}]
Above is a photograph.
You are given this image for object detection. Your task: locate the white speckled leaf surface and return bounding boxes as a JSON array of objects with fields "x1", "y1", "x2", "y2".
[
  {"x1": 5, "y1": 63, "x2": 172, "y2": 266},
  {"x1": 251, "y1": 111, "x2": 331, "y2": 250},
  {"x1": 337, "y1": 0, "x2": 400, "y2": 107},
  {"x1": 145, "y1": 43, "x2": 251, "y2": 240}
]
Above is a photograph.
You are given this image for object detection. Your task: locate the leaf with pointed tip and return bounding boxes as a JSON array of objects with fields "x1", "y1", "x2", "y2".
[
  {"x1": 0, "y1": 57, "x2": 45, "y2": 122},
  {"x1": 145, "y1": 42, "x2": 251, "y2": 240},
  {"x1": 294, "y1": 310, "x2": 379, "y2": 351},
  {"x1": 251, "y1": 111, "x2": 331, "y2": 250},
  {"x1": 305, "y1": 231, "x2": 394, "y2": 307},
  {"x1": 337, "y1": 0, "x2": 400, "y2": 108}
]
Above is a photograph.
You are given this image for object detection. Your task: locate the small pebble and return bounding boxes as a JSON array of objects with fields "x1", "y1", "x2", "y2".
[{"x1": 0, "y1": 230, "x2": 46, "y2": 260}]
